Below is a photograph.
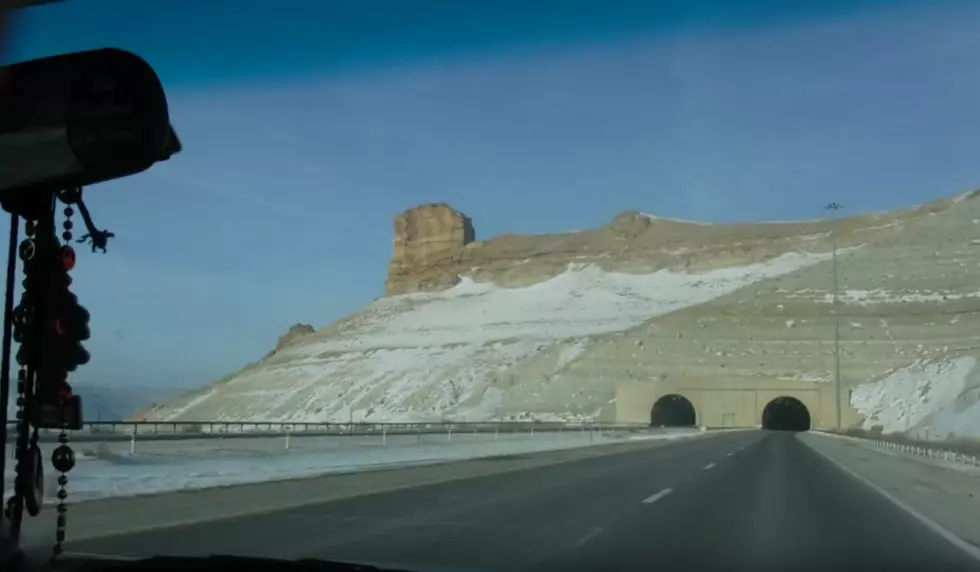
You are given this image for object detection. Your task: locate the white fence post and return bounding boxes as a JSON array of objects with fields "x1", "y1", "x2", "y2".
[{"x1": 852, "y1": 432, "x2": 978, "y2": 468}]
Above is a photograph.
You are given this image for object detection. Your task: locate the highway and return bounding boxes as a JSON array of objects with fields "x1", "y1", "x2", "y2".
[{"x1": 51, "y1": 431, "x2": 980, "y2": 571}]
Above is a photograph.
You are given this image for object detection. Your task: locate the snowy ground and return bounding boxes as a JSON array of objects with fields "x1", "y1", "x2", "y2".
[
  {"x1": 144, "y1": 253, "x2": 833, "y2": 424},
  {"x1": 289, "y1": 254, "x2": 834, "y2": 354},
  {"x1": 850, "y1": 355, "x2": 980, "y2": 440},
  {"x1": 2, "y1": 428, "x2": 701, "y2": 503}
]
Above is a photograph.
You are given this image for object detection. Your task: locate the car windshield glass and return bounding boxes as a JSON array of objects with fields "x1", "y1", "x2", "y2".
[{"x1": 3, "y1": 2, "x2": 980, "y2": 571}]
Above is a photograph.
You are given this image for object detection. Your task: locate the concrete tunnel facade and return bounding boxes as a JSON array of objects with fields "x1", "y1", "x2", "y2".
[{"x1": 614, "y1": 377, "x2": 861, "y2": 430}]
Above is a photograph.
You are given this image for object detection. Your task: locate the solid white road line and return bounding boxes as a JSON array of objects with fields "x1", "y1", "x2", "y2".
[{"x1": 642, "y1": 488, "x2": 673, "y2": 504}]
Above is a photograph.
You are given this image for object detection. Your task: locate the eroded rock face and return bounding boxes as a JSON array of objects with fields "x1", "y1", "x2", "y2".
[
  {"x1": 275, "y1": 323, "x2": 315, "y2": 352},
  {"x1": 385, "y1": 203, "x2": 475, "y2": 295},
  {"x1": 609, "y1": 210, "x2": 652, "y2": 238}
]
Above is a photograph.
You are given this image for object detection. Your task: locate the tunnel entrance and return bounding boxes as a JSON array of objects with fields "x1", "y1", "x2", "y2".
[
  {"x1": 650, "y1": 394, "x2": 696, "y2": 427},
  {"x1": 761, "y1": 396, "x2": 811, "y2": 431}
]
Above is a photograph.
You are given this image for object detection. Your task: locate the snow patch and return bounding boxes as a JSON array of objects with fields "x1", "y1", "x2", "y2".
[
  {"x1": 554, "y1": 339, "x2": 588, "y2": 371},
  {"x1": 282, "y1": 253, "x2": 833, "y2": 356},
  {"x1": 815, "y1": 289, "x2": 980, "y2": 305},
  {"x1": 155, "y1": 255, "x2": 831, "y2": 424},
  {"x1": 850, "y1": 356, "x2": 980, "y2": 440},
  {"x1": 785, "y1": 372, "x2": 831, "y2": 383},
  {"x1": 639, "y1": 213, "x2": 713, "y2": 226}
]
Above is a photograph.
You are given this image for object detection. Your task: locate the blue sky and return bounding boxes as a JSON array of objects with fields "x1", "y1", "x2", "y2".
[{"x1": 4, "y1": 0, "x2": 980, "y2": 395}]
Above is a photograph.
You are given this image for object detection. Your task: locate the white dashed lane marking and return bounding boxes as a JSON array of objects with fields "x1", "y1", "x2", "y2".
[
  {"x1": 575, "y1": 526, "x2": 605, "y2": 546},
  {"x1": 641, "y1": 488, "x2": 673, "y2": 504}
]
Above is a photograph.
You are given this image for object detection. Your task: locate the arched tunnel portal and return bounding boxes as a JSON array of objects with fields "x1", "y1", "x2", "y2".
[
  {"x1": 761, "y1": 396, "x2": 811, "y2": 431},
  {"x1": 650, "y1": 394, "x2": 696, "y2": 427}
]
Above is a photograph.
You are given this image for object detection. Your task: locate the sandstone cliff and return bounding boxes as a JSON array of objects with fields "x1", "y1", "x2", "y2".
[
  {"x1": 274, "y1": 323, "x2": 315, "y2": 352},
  {"x1": 385, "y1": 203, "x2": 475, "y2": 295}
]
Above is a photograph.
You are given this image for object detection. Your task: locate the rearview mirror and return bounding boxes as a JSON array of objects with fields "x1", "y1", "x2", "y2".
[{"x1": 0, "y1": 47, "x2": 180, "y2": 201}]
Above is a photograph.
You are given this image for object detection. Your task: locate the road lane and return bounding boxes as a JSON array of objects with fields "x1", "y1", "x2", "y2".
[
  {"x1": 61, "y1": 431, "x2": 758, "y2": 561},
  {"x1": 543, "y1": 431, "x2": 980, "y2": 572},
  {"x1": 56, "y1": 431, "x2": 980, "y2": 571},
  {"x1": 15, "y1": 428, "x2": 722, "y2": 548}
]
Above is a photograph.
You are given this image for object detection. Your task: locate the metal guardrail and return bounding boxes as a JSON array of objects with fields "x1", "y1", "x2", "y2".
[
  {"x1": 813, "y1": 430, "x2": 980, "y2": 469},
  {"x1": 862, "y1": 437, "x2": 980, "y2": 468},
  {"x1": 4, "y1": 420, "x2": 651, "y2": 443}
]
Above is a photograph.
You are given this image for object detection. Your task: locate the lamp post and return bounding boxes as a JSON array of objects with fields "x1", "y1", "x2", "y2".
[{"x1": 825, "y1": 202, "x2": 843, "y2": 431}]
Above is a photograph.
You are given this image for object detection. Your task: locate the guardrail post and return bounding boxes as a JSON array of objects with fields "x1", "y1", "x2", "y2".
[
  {"x1": 284, "y1": 431, "x2": 291, "y2": 450},
  {"x1": 447, "y1": 427, "x2": 452, "y2": 442},
  {"x1": 130, "y1": 428, "x2": 136, "y2": 455},
  {"x1": 382, "y1": 428, "x2": 387, "y2": 445}
]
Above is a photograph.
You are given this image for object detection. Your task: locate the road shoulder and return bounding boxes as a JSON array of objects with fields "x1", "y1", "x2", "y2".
[{"x1": 799, "y1": 431, "x2": 980, "y2": 552}]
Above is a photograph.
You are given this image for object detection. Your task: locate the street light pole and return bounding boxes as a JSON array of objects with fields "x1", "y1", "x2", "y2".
[{"x1": 826, "y1": 202, "x2": 843, "y2": 431}]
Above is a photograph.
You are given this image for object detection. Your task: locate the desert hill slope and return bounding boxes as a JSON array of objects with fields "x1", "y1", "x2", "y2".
[{"x1": 134, "y1": 191, "x2": 980, "y2": 439}]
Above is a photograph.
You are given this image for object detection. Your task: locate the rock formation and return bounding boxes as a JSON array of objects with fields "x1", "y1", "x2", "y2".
[
  {"x1": 385, "y1": 203, "x2": 475, "y2": 295},
  {"x1": 274, "y1": 323, "x2": 315, "y2": 352}
]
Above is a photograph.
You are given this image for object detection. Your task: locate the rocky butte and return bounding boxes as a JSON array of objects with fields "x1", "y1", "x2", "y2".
[
  {"x1": 135, "y1": 190, "x2": 980, "y2": 439},
  {"x1": 386, "y1": 203, "x2": 476, "y2": 295}
]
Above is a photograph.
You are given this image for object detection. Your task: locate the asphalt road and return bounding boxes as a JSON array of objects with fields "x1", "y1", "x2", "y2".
[{"x1": 57, "y1": 431, "x2": 980, "y2": 572}]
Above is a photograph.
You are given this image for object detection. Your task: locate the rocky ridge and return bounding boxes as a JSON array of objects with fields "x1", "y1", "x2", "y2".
[
  {"x1": 134, "y1": 190, "x2": 980, "y2": 438},
  {"x1": 384, "y1": 197, "x2": 968, "y2": 295}
]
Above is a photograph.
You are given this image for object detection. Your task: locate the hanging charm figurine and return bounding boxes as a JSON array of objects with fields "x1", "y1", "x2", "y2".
[{"x1": 58, "y1": 187, "x2": 115, "y2": 254}]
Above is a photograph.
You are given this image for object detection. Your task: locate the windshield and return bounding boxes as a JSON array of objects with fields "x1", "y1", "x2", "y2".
[{"x1": 3, "y1": 1, "x2": 980, "y2": 571}]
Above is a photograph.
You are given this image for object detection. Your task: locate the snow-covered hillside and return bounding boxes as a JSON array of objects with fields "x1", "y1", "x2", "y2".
[
  {"x1": 851, "y1": 356, "x2": 980, "y2": 441},
  {"x1": 140, "y1": 191, "x2": 980, "y2": 441},
  {"x1": 137, "y1": 252, "x2": 831, "y2": 424}
]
